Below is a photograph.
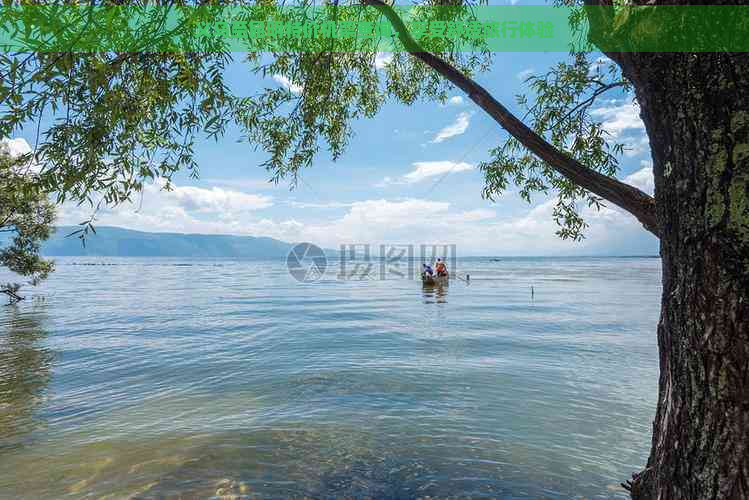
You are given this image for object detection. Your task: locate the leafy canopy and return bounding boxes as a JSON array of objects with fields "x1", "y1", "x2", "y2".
[
  {"x1": 0, "y1": 1, "x2": 633, "y2": 240},
  {"x1": 0, "y1": 147, "x2": 55, "y2": 301}
]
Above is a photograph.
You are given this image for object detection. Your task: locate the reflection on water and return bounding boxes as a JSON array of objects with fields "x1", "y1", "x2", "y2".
[
  {"x1": 0, "y1": 305, "x2": 53, "y2": 452},
  {"x1": 422, "y1": 281, "x2": 449, "y2": 304},
  {"x1": 0, "y1": 257, "x2": 661, "y2": 498}
]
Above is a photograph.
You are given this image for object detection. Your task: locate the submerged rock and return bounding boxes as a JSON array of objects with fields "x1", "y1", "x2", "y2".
[{"x1": 214, "y1": 478, "x2": 251, "y2": 498}]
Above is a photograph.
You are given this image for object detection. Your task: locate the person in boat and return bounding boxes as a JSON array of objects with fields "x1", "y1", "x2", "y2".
[
  {"x1": 434, "y1": 258, "x2": 448, "y2": 277},
  {"x1": 422, "y1": 263, "x2": 434, "y2": 277}
]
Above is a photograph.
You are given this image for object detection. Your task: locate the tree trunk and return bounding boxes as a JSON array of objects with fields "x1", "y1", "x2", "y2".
[{"x1": 619, "y1": 52, "x2": 749, "y2": 499}]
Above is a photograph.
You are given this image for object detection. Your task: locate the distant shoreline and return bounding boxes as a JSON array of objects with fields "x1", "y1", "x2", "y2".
[
  {"x1": 7, "y1": 226, "x2": 660, "y2": 259},
  {"x1": 42, "y1": 254, "x2": 661, "y2": 259}
]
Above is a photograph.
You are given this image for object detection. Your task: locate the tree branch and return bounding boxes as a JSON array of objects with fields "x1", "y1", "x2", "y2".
[
  {"x1": 1, "y1": 287, "x2": 24, "y2": 304},
  {"x1": 363, "y1": 0, "x2": 659, "y2": 238},
  {"x1": 549, "y1": 81, "x2": 627, "y2": 131}
]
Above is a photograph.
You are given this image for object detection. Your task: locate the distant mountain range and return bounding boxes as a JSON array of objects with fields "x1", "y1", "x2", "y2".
[
  {"x1": 37, "y1": 226, "x2": 302, "y2": 258},
  {"x1": 1, "y1": 225, "x2": 659, "y2": 259}
]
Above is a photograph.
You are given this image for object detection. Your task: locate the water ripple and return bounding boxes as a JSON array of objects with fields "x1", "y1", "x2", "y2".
[{"x1": 0, "y1": 257, "x2": 661, "y2": 499}]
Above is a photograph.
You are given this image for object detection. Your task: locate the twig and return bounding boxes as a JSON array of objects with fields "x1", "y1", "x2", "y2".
[{"x1": 1, "y1": 288, "x2": 24, "y2": 304}]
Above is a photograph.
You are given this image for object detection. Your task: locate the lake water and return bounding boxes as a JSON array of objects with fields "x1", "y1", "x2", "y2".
[{"x1": 0, "y1": 257, "x2": 661, "y2": 499}]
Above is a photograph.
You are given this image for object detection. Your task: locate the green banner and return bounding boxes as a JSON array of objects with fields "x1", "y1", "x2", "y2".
[{"x1": 0, "y1": 4, "x2": 748, "y2": 53}]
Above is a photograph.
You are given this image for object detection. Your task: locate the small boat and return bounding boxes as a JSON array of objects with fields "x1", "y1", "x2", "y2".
[{"x1": 421, "y1": 273, "x2": 449, "y2": 286}]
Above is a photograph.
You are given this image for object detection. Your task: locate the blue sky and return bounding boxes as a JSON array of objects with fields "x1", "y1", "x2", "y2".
[{"x1": 4, "y1": 51, "x2": 659, "y2": 256}]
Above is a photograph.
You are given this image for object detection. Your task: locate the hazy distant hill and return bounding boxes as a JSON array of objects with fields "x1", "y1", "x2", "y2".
[{"x1": 39, "y1": 226, "x2": 299, "y2": 258}]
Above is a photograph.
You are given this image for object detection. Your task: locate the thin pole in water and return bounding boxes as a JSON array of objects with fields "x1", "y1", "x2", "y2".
[
  {"x1": 531, "y1": 285, "x2": 534, "y2": 300},
  {"x1": 456, "y1": 274, "x2": 471, "y2": 283}
]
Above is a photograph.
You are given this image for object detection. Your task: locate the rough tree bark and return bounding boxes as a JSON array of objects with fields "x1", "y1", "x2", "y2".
[{"x1": 615, "y1": 51, "x2": 749, "y2": 500}]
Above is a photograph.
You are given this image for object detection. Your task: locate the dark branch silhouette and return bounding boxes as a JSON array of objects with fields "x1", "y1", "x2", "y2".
[{"x1": 363, "y1": 0, "x2": 659, "y2": 238}]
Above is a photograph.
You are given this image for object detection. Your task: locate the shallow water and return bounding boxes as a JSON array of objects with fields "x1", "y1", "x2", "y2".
[{"x1": 0, "y1": 257, "x2": 661, "y2": 499}]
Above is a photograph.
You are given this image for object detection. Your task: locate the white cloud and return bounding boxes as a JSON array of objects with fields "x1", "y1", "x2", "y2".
[
  {"x1": 449, "y1": 208, "x2": 496, "y2": 222},
  {"x1": 298, "y1": 198, "x2": 479, "y2": 248},
  {"x1": 272, "y1": 74, "x2": 303, "y2": 94},
  {"x1": 450, "y1": 197, "x2": 657, "y2": 256},
  {"x1": 441, "y1": 95, "x2": 464, "y2": 107},
  {"x1": 201, "y1": 178, "x2": 289, "y2": 191},
  {"x1": 1, "y1": 137, "x2": 44, "y2": 174},
  {"x1": 288, "y1": 201, "x2": 354, "y2": 209},
  {"x1": 288, "y1": 196, "x2": 655, "y2": 256},
  {"x1": 516, "y1": 68, "x2": 535, "y2": 81},
  {"x1": 402, "y1": 161, "x2": 473, "y2": 183},
  {"x1": 58, "y1": 186, "x2": 658, "y2": 255},
  {"x1": 58, "y1": 180, "x2": 273, "y2": 235},
  {"x1": 623, "y1": 161, "x2": 654, "y2": 195},
  {"x1": 590, "y1": 101, "x2": 644, "y2": 138},
  {"x1": 377, "y1": 160, "x2": 474, "y2": 187},
  {"x1": 0, "y1": 137, "x2": 32, "y2": 157},
  {"x1": 167, "y1": 184, "x2": 273, "y2": 213},
  {"x1": 431, "y1": 112, "x2": 471, "y2": 143},
  {"x1": 342, "y1": 199, "x2": 448, "y2": 224},
  {"x1": 374, "y1": 52, "x2": 393, "y2": 70}
]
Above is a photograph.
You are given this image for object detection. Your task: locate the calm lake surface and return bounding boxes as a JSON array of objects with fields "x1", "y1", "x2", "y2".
[{"x1": 0, "y1": 257, "x2": 661, "y2": 499}]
